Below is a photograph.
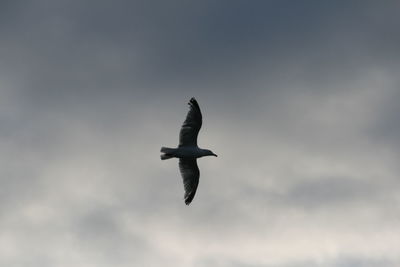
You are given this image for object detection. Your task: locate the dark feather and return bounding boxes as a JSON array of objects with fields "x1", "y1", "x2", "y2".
[
  {"x1": 179, "y1": 159, "x2": 200, "y2": 205},
  {"x1": 179, "y1": 97, "x2": 202, "y2": 147}
]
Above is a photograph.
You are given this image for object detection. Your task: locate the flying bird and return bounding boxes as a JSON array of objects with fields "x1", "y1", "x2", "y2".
[{"x1": 160, "y1": 97, "x2": 217, "y2": 205}]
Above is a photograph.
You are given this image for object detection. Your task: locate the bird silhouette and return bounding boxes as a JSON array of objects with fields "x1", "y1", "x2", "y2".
[{"x1": 160, "y1": 98, "x2": 217, "y2": 205}]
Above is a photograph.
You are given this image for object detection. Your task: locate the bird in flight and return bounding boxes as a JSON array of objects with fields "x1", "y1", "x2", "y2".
[{"x1": 160, "y1": 97, "x2": 217, "y2": 205}]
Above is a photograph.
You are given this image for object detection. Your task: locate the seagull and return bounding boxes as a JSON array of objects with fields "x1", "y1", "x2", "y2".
[{"x1": 160, "y1": 97, "x2": 217, "y2": 205}]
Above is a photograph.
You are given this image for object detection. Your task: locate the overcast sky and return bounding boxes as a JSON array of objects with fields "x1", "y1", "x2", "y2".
[{"x1": 1, "y1": 1, "x2": 400, "y2": 267}]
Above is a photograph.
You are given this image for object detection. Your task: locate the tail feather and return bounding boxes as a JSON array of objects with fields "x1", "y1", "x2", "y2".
[
  {"x1": 160, "y1": 146, "x2": 175, "y2": 160},
  {"x1": 160, "y1": 154, "x2": 174, "y2": 160},
  {"x1": 160, "y1": 147, "x2": 175, "y2": 153}
]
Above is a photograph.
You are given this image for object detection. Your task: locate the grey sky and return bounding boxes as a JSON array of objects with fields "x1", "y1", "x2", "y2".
[{"x1": 1, "y1": 1, "x2": 400, "y2": 267}]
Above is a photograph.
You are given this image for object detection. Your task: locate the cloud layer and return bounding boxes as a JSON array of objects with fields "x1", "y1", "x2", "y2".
[{"x1": 1, "y1": 1, "x2": 399, "y2": 266}]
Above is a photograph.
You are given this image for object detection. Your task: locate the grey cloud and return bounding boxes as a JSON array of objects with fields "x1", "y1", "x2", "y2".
[
  {"x1": 282, "y1": 176, "x2": 381, "y2": 209},
  {"x1": 3, "y1": 1, "x2": 399, "y2": 96},
  {"x1": 216, "y1": 256, "x2": 396, "y2": 267},
  {"x1": 1, "y1": 1, "x2": 400, "y2": 267}
]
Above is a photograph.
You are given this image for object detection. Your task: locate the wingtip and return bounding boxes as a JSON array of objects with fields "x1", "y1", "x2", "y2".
[
  {"x1": 184, "y1": 197, "x2": 191, "y2": 205},
  {"x1": 188, "y1": 97, "x2": 196, "y2": 105},
  {"x1": 184, "y1": 191, "x2": 195, "y2": 205},
  {"x1": 188, "y1": 97, "x2": 200, "y2": 110}
]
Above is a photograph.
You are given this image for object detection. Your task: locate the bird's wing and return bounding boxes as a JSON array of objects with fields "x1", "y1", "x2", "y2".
[
  {"x1": 179, "y1": 98, "x2": 202, "y2": 147},
  {"x1": 179, "y1": 159, "x2": 200, "y2": 205}
]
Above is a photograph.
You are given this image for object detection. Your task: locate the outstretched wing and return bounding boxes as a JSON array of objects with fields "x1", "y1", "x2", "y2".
[
  {"x1": 179, "y1": 98, "x2": 202, "y2": 147},
  {"x1": 179, "y1": 159, "x2": 200, "y2": 205}
]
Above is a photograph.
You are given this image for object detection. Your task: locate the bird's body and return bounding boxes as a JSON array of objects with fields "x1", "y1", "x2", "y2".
[
  {"x1": 161, "y1": 146, "x2": 215, "y2": 159},
  {"x1": 160, "y1": 98, "x2": 217, "y2": 205}
]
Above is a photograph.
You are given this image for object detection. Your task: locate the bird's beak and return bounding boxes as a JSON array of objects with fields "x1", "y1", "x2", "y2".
[{"x1": 213, "y1": 153, "x2": 218, "y2": 157}]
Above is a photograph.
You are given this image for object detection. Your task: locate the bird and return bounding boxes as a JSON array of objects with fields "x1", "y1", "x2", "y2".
[{"x1": 160, "y1": 97, "x2": 217, "y2": 205}]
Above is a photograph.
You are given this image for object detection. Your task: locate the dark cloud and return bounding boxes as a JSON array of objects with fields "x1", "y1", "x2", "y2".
[{"x1": 1, "y1": 1, "x2": 400, "y2": 266}]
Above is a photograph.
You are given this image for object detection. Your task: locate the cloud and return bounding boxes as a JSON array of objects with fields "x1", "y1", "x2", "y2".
[{"x1": 1, "y1": 1, "x2": 400, "y2": 267}]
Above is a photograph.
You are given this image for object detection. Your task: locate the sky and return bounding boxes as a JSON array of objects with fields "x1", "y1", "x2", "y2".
[{"x1": 1, "y1": 1, "x2": 400, "y2": 266}]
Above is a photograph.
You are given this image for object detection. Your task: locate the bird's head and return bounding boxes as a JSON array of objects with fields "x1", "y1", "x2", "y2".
[{"x1": 203, "y1": 149, "x2": 218, "y2": 157}]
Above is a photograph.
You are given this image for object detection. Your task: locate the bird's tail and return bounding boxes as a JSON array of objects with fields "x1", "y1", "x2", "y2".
[
  {"x1": 160, "y1": 147, "x2": 175, "y2": 160},
  {"x1": 160, "y1": 154, "x2": 174, "y2": 160},
  {"x1": 160, "y1": 147, "x2": 175, "y2": 154}
]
